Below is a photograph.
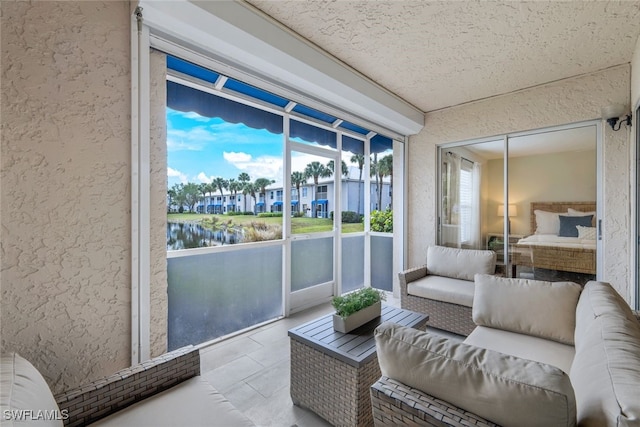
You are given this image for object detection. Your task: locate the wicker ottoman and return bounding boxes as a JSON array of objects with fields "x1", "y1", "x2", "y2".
[{"x1": 288, "y1": 305, "x2": 428, "y2": 426}]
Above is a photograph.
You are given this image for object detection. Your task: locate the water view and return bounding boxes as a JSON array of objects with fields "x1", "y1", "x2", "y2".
[{"x1": 167, "y1": 221, "x2": 243, "y2": 250}]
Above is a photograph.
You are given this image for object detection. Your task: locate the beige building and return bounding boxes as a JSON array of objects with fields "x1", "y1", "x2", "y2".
[{"x1": 2, "y1": 1, "x2": 640, "y2": 396}]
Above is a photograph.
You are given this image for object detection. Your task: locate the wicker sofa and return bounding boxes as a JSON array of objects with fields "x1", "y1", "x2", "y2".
[
  {"x1": 399, "y1": 245, "x2": 496, "y2": 336},
  {"x1": 372, "y1": 276, "x2": 640, "y2": 427},
  {"x1": 1, "y1": 346, "x2": 254, "y2": 427}
]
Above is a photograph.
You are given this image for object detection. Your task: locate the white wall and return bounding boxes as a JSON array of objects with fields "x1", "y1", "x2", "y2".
[
  {"x1": 408, "y1": 65, "x2": 632, "y2": 302},
  {"x1": 485, "y1": 149, "x2": 597, "y2": 236}
]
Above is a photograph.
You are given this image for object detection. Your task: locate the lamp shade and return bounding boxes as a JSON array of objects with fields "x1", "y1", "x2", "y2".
[{"x1": 497, "y1": 204, "x2": 518, "y2": 217}]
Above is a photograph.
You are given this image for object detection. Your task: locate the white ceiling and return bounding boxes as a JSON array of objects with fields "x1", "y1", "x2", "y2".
[{"x1": 245, "y1": 0, "x2": 640, "y2": 113}]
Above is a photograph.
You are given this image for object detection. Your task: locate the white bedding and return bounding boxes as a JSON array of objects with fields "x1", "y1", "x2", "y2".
[{"x1": 516, "y1": 234, "x2": 596, "y2": 250}]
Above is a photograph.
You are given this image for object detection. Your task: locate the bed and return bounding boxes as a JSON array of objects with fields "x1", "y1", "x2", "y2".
[{"x1": 511, "y1": 201, "x2": 596, "y2": 275}]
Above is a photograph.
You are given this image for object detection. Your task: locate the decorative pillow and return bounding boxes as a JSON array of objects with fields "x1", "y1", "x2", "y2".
[
  {"x1": 534, "y1": 209, "x2": 561, "y2": 235},
  {"x1": 576, "y1": 225, "x2": 596, "y2": 240},
  {"x1": 375, "y1": 322, "x2": 577, "y2": 427},
  {"x1": 473, "y1": 274, "x2": 582, "y2": 345},
  {"x1": 567, "y1": 208, "x2": 596, "y2": 227},
  {"x1": 558, "y1": 215, "x2": 593, "y2": 238}
]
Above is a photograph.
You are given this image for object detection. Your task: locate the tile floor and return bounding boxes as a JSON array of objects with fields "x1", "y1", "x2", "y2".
[{"x1": 199, "y1": 293, "x2": 460, "y2": 426}]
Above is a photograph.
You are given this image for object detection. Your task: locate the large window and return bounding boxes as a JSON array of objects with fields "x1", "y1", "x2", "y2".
[{"x1": 165, "y1": 55, "x2": 399, "y2": 348}]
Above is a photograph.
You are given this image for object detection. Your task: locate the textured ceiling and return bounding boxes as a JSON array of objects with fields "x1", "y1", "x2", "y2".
[{"x1": 245, "y1": 0, "x2": 640, "y2": 112}]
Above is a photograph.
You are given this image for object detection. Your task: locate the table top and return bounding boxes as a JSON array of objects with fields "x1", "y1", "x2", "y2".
[{"x1": 288, "y1": 305, "x2": 428, "y2": 367}]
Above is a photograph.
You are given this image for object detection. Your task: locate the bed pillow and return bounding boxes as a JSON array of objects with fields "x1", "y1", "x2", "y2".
[
  {"x1": 558, "y1": 215, "x2": 593, "y2": 238},
  {"x1": 576, "y1": 225, "x2": 596, "y2": 240},
  {"x1": 534, "y1": 210, "x2": 561, "y2": 235},
  {"x1": 567, "y1": 208, "x2": 596, "y2": 227}
]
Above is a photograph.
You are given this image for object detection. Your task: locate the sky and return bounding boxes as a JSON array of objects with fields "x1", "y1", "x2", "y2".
[{"x1": 166, "y1": 108, "x2": 374, "y2": 191}]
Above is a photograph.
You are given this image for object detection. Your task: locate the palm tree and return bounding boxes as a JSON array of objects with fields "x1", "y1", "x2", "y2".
[
  {"x1": 254, "y1": 178, "x2": 275, "y2": 213},
  {"x1": 243, "y1": 182, "x2": 258, "y2": 213},
  {"x1": 228, "y1": 178, "x2": 241, "y2": 212},
  {"x1": 304, "y1": 161, "x2": 331, "y2": 217},
  {"x1": 212, "y1": 177, "x2": 228, "y2": 214},
  {"x1": 370, "y1": 153, "x2": 380, "y2": 210},
  {"x1": 350, "y1": 154, "x2": 365, "y2": 215},
  {"x1": 238, "y1": 172, "x2": 251, "y2": 212},
  {"x1": 198, "y1": 183, "x2": 209, "y2": 213},
  {"x1": 291, "y1": 171, "x2": 306, "y2": 214},
  {"x1": 327, "y1": 160, "x2": 349, "y2": 178},
  {"x1": 379, "y1": 154, "x2": 393, "y2": 207}
]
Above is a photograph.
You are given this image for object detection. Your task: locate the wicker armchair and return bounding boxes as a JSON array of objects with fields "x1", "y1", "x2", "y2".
[
  {"x1": 399, "y1": 265, "x2": 475, "y2": 336},
  {"x1": 370, "y1": 376, "x2": 497, "y2": 427}
]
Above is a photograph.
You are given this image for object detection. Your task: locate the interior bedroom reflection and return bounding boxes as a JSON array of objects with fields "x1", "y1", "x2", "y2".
[{"x1": 438, "y1": 125, "x2": 597, "y2": 285}]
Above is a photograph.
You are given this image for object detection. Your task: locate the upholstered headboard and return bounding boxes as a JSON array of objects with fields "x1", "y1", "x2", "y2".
[{"x1": 529, "y1": 201, "x2": 596, "y2": 235}]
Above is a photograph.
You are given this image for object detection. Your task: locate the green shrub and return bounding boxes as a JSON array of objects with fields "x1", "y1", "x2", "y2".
[
  {"x1": 292, "y1": 211, "x2": 306, "y2": 218},
  {"x1": 341, "y1": 211, "x2": 362, "y2": 224},
  {"x1": 370, "y1": 209, "x2": 393, "y2": 232},
  {"x1": 331, "y1": 287, "x2": 386, "y2": 318},
  {"x1": 242, "y1": 211, "x2": 255, "y2": 215},
  {"x1": 257, "y1": 212, "x2": 283, "y2": 218}
]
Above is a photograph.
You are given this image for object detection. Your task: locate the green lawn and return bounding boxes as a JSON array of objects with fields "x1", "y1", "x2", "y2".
[{"x1": 167, "y1": 213, "x2": 364, "y2": 233}]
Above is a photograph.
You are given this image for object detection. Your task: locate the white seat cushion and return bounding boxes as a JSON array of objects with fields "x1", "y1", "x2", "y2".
[
  {"x1": 375, "y1": 322, "x2": 576, "y2": 427},
  {"x1": 407, "y1": 275, "x2": 475, "y2": 307},
  {"x1": 465, "y1": 326, "x2": 575, "y2": 374},
  {"x1": 90, "y1": 376, "x2": 254, "y2": 427},
  {"x1": 0, "y1": 353, "x2": 63, "y2": 427}
]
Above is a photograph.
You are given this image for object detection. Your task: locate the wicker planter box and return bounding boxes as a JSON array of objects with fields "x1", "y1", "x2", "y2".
[{"x1": 333, "y1": 301, "x2": 381, "y2": 333}]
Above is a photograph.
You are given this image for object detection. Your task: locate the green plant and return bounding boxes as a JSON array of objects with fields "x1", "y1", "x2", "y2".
[
  {"x1": 331, "y1": 287, "x2": 386, "y2": 318},
  {"x1": 370, "y1": 209, "x2": 393, "y2": 232}
]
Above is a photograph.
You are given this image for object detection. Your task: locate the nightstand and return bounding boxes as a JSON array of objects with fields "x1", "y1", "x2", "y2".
[{"x1": 486, "y1": 233, "x2": 524, "y2": 275}]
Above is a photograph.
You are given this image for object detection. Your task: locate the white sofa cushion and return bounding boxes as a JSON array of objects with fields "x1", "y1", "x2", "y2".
[
  {"x1": 406, "y1": 275, "x2": 475, "y2": 307},
  {"x1": 473, "y1": 274, "x2": 582, "y2": 345},
  {"x1": 570, "y1": 281, "x2": 640, "y2": 427},
  {"x1": 375, "y1": 322, "x2": 577, "y2": 427},
  {"x1": 0, "y1": 353, "x2": 64, "y2": 427},
  {"x1": 90, "y1": 376, "x2": 254, "y2": 427},
  {"x1": 426, "y1": 245, "x2": 496, "y2": 281},
  {"x1": 465, "y1": 326, "x2": 575, "y2": 374}
]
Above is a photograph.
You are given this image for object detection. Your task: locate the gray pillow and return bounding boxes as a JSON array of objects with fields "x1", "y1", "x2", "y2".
[
  {"x1": 375, "y1": 322, "x2": 577, "y2": 427},
  {"x1": 558, "y1": 215, "x2": 593, "y2": 237}
]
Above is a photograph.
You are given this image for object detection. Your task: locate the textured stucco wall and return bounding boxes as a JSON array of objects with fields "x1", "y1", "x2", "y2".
[
  {"x1": 150, "y1": 50, "x2": 168, "y2": 357},
  {"x1": 408, "y1": 65, "x2": 632, "y2": 302},
  {"x1": 1, "y1": 1, "x2": 132, "y2": 394}
]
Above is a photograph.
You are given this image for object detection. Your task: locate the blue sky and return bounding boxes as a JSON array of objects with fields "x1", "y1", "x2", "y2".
[
  {"x1": 167, "y1": 108, "x2": 373, "y2": 191},
  {"x1": 167, "y1": 108, "x2": 285, "y2": 189}
]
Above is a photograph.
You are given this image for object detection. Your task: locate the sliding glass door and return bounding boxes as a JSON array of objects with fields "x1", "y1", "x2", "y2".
[{"x1": 438, "y1": 122, "x2": 601, "y2": 284}]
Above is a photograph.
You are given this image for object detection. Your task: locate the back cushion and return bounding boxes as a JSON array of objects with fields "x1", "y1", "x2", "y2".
[
  {"x1": 473, "y1": 274, "x2": 582, "y2": 345},
  {"x1": 426, "y1": 246, "x2": 496, "y2": 281},
  {"x1": 571, "y1": 281, "x2": 640, "y2": 427},
  {"x1": 375, "y1": 322, "x2": 576, "y2": 427},
  {"x1": 0, "y1": 353, "x2": 64, "y2": 427}
]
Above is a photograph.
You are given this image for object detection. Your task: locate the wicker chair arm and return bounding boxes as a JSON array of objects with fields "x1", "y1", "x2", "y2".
[
  {"x1": 370, "y1": 376, "x2": 498, "y2": 427},
  {"x1": 398, "y1": 265, "x2": 428, "y2": 295},
  {"x1": 633, "y1": 310, "x2": 640, "y2": 324}
]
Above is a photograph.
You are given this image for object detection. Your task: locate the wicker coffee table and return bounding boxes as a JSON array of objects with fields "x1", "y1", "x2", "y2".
[{"x1": 288, "y1": 305, "x2": 428, "y2": 426}]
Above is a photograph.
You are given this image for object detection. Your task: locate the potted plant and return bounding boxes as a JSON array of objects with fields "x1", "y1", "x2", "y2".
[{"x1": 331, "y1": 287, "x2": 386, "y2": 333}]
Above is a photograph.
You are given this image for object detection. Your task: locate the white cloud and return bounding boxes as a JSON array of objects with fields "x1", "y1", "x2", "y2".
[
  {"x1": 223, "y1": 152, "x2": 252, "y2": 163},
  {"x1": 223, "y1": 151, "x2": 283, "y2": 184},
  {"x1": 197, "y1": 172, "x2": 215, "y2": 183},
  {"x1": 167, "y1": 167, "x2": 188, "y2": 184}
]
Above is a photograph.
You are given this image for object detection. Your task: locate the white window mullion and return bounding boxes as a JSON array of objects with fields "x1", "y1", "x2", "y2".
[{"x1": 131, "y1": 8, "x2": 151, "y2": 364}]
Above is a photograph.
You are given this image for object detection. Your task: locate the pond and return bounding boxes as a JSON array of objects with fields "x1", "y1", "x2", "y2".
[{"x1": 167, "y1": 221, "x2": 242, "y2": 250}]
